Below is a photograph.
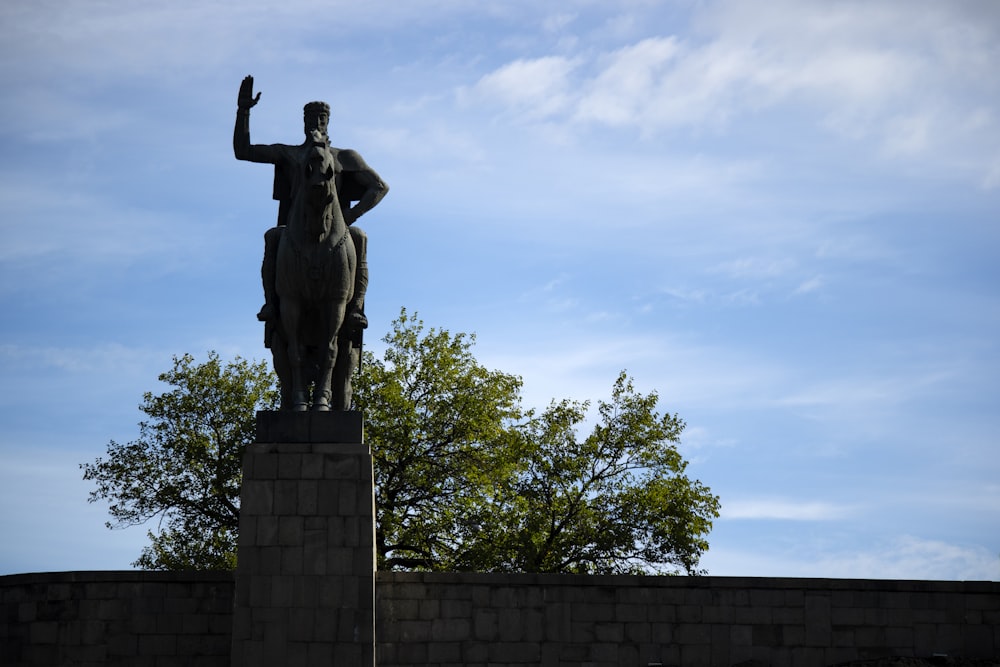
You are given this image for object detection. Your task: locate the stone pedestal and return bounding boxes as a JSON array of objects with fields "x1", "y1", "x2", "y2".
[{"x1": 231, "y1": 411, "x2": 375, "y2": 667}]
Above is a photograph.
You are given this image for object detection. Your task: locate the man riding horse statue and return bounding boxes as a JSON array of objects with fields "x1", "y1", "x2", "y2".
[{"x1": 233, "y1": 75, "x2": 389, "y2": 411}]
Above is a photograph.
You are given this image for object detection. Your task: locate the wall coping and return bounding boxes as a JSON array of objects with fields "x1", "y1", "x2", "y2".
[
  {"x1": 0, "y1": 570, "x2": 235, "y2": 585},
  {"x1": 3, "y1": 570, "x2": 997, "y2": 594},
  {"x1": 378, "y1": 571, "x2": 1000, "y2": 592}
]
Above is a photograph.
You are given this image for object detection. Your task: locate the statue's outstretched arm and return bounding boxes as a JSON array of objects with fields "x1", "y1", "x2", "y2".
[{"x1": 234, "y1": 75, "x2": 261, "y2": 161}]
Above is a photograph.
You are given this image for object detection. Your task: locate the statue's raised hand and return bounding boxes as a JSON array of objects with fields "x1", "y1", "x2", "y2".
[{"x1": 238, "y1": 75, "x2": 261, "y2": 110}]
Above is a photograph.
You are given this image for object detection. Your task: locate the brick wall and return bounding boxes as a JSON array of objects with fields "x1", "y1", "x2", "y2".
[{"x1": 2, "y1": 571, "x2": 998, "y2": 667}]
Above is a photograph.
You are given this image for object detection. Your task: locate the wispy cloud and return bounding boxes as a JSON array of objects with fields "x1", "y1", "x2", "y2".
[
  {"x1": 459, "y1": 56, "x2": 580, "y2": 120},
  {"x1": 0, "y1": 445, "x2": 150, "y2": 573},
  {"x1": 0, "y1": 181, "x2": 198, "y2": 269},
  {"x1": 791, "y1": 276, "x2": 824, "y2": 295},
  {"x1": 704, "y1": 535, "x2": 1000, "y2": 581},
  {"x1": 831, "y1": 536, "x2": 1000, "y2": 581},
  {"x1": 711, "y1": 257, "x2": 796, "y2": 279},
  {"x1": 460, "y1": 0, "x2": 1000, "y2": 186},
  {"x1": 574, "y1": 37, "x2": 682, "y2": 127},
  {"x1": 774, "y1": 367, "x2": 956, "y2": 413},
  {"x1": 0, "y1": 343, "x2": 161, "y2": 376},
  {"x1": 723, "y1": 497, "x2": 855, "y2": 521}
]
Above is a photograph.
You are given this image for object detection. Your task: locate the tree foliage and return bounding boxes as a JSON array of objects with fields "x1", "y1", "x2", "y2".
[
  {"x1": 353, "y1": 308, "x2": 524, "y2": 570},
  {"x1": 81, "y1": 352, "x2": 278, "y2": 569},
  {"x1": 84, "y1": 310, "x2": 720, "y2": 575},
  {"x1": 356, "y1": 309, "x2": 720, "y2": 575},
  {"x1": 455, "y1": 373, "x2": 719, "y2": 574}
]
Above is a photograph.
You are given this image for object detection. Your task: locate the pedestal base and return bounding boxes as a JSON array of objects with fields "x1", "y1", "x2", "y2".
[{"x1": 232, "y1": 412, "x2": 375, "y2": 666}]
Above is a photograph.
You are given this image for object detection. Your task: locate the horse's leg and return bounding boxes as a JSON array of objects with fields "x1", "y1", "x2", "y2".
[
  {"x1": 311, "y1": 299, "x2": 348, "y2": 411},
  {"x1": 315, "y1": 239, "x2": 356, "y2": 412},
  {"x1": 280, "y1": 298, "x2": 309, "y2": 411},
  {"x1": 270, "y1": 328, "x2": 294, "y2": 410},
  {"x1": 331, "y1": 327, "x2": 356, "y2": 411}
]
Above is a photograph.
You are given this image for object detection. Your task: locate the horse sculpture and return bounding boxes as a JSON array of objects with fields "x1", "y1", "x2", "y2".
[{"x1": 273, "y1": 129, "x2": 357, "y2": 411}]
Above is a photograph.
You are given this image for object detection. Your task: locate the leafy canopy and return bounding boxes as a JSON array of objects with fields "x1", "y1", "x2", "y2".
[
  {"x1": 459, "y1": 373, "x2": 719, "y2": 574},
  {"x1": 356, "y1": 309, "x2": 720, "y2": 575},
  {"x1": 81, "y1": 352, "x2": 278, "y2": 569},
  {"x1": 354, "y1": 308, "x2": 525, "y2": 570},
  {"x1": 84, "y1": 309, "x2": 720, "y2": 574}
]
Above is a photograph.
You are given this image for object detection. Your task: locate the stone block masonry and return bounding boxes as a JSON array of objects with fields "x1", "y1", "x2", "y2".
[
  {"x1": 374, "y1": 573, "x2": 1000, "y2": 667},
  {"x1": 230, "y1": 411, "x2": 376, "y2": 667},
  {"x1": 2, "y1": 571, "x2": 997, "y2": 666},
  {"x1": 0, "y1": 570, "x2": 233, "y2": 666}
]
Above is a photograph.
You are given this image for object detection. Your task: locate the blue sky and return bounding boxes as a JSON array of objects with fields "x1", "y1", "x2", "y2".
[{"x1": 1, "y1": 0, "x2": 998, "y2": 580}]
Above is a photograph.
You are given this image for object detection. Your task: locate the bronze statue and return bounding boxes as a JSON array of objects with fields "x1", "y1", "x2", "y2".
[{"x1": 234, "y1": 76, "x2": 389, "y2": 411}]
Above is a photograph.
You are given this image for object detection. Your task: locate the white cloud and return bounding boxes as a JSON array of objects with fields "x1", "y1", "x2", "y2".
[
  {"x1": 774, "y1": 368, "x2": 955, "y2": 414},
  {"x1": 882, "y1": 113, "x2": 932, "y2": 157},
  {"x1": 703, "y1": 535, "x2": 1000, "y2": 580},
  {"x1": 0, "y1": 157, "x2": 253, "y2": 286},
  {"x1": 0, "y1": 445, "x2": 150, "y2": 573},
  {"x1": 659, "y1": 286, "x2": 709, "y2": 304},
  {"x1": 575, "y1": 37, "x2": 681, "y2": 127},
  {"x1": 460, "y1": 56, "x2": 579, "y2": 120},
  {"x1": 723, "y1": 498, "x2": 854, "y2": 521},
  {"x1": 982, "y1": 160, "x2": 1000, "y2": 190},
  {"x1": 458, "y1": 0, "x2": 1000, "y2": 186},
  {"x1": 0, "y1": 184, "x2": 183, "y2": 266},
  {"x1": 0, "y1": 343, "x2": 161, "y2": 376},
  {"x1": 792, "y1": 276, "x2": 824, "y2": 295},
  {"x1": 815, "y1": 536, "x2": 1000, "y2": 581},
  {"x1": 542, "y1": 12, "x2": 577, "y2": 33},
  {"x1": 0, "y1": 344, "x2": 171, "y2": 428},
  {"x1": 681, "y1": 425, "x2": 738, "y2": 451},
  {"x1": 711, "y1": 257, "x2": 795, "y2": 279},
  {"x1": 477, "y1": 322, "x2": 790, "y2": 418}
]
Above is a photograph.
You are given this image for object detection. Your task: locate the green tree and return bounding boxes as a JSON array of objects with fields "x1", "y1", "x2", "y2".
[
  {"x1": 355, "y1": 309, "x2": 720, "y2": 575},
  {"x1": 453, "y1": 373, "x2": 720, "y2": 575},
  {"x1": 85, "y1": 311, "x2": 719, "y2": 575},
  {"x1": 81, "y1": 352, "x2": 278, "y2": 569},
  {"x1": 353, "y1": 308, "x2": 525, "y2": 570}
]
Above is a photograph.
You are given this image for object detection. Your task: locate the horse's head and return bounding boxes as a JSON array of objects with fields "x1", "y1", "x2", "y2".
[{"x1": 303, "y1": 130, "x2": 338, "y2": 239}]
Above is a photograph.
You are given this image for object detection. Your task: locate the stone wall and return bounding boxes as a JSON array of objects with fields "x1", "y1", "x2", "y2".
[
  {"x1": 375, "y1": 572, "x2": 1000, "y2": 667},
  {"x1": 2, "y1": 570, "x2": 997, "y2": 667},
  {"x1": 0, "y1": 571, "x2": 233, "y2": 667}
]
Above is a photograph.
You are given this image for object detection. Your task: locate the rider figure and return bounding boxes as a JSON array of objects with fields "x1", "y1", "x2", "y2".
[{"x1": 233, "y1": 77, "x2": 389, "y2": 343}]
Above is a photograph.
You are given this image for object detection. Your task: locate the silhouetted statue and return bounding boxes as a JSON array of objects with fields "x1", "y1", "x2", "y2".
[{"x1": 234, "y1": 75, "x2": 389, "y2": 411}]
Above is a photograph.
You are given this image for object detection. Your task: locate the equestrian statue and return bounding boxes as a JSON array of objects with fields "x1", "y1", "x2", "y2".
[{"x1": 234, "y1": 75, "x2": 389, "y2": 411}]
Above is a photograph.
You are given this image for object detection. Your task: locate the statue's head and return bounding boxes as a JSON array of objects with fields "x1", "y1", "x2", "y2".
[{"x1": 303, "y1": 101, "x2": 330, "y2": 135}]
